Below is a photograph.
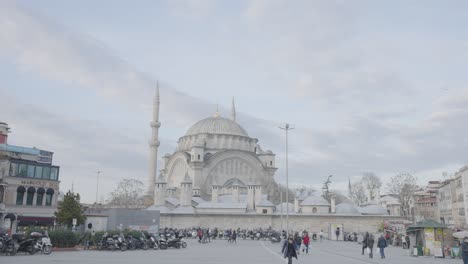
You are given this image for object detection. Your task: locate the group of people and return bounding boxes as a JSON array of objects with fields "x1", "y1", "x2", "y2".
[
  {"x1": 281, "y1": 232, "x2": 311, "y2": 264},
  {"x1": 361, "y1": 232, "x2": 388, "y2": 259}
]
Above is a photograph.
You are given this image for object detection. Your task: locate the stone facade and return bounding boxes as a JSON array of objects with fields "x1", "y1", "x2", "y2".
[{"x1": 158, "y1": 213, "x2": 403, "y2": 233}]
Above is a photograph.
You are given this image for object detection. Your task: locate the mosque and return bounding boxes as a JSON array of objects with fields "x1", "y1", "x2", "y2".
[{"x1": 145, "y1": 87, "x2": 403, "y2": 234}]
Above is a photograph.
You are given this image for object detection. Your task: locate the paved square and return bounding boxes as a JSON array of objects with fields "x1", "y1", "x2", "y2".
[{"x1": 3, "y1": 239, "x2": 461, "y2": 264}]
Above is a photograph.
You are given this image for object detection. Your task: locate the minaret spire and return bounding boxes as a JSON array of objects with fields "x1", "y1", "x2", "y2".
[
  {"x1": 348, "y1": 176, "x2": 352, "y2": 198},
  {"x1": 231, "y1": 97, "x2": 236, "y2": 122},
  {"x1": 147, "y1": 81, "x2": 161, "y2": 200}
]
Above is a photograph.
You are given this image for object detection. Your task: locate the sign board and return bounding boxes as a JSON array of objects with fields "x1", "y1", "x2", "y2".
[
  {"x1": 72, "y1": 218, "x2": 77, "y2": 226},
  {"x1": 3, "y1": 218, "x2": 11, "y2": 229}
]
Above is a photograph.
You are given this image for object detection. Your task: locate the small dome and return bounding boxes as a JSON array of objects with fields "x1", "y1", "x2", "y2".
[
  {"x1": 300, "y1": 196, "x2": 330, "y2": 206},
  {"x1": 335, "y1": 203, "x2": 360, "y2": 215},
  {"x1": 359, "y1": 204, "x2": 389, "y2": 215},
  {"x1": 185, "y1": 116, "x2": 249, "y2": 137},
  {"x1": 276, "y1": 202, "x2": 295, "y2": 213}
]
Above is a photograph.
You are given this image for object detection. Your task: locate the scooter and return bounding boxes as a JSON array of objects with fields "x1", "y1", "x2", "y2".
[{"x1": 12, "y1": 233, "x2": 37, "y2": 255}]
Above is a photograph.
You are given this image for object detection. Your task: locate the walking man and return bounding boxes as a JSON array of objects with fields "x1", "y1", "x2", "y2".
[
  {"x1": 462, "y1": 236, "x2": 468, "y2": 264},
  {"x1": 335, "y1": 227, "x2": 340, "y2": 241},
  {"x1": 282, "y1": 236, "x2": 298, "y2": 264},
  {"x1": 367, "y1": 234, "x2": 375, "y2": 258},
  {"x1": 377, "y1": 234, "x2": 387, "y2": 259},
  {"x1": 362, "y1": 232, "x2": 369, "y2": 255},
  {"x1": 319, "y1": 230, "x2": 323, "y2": 242}
]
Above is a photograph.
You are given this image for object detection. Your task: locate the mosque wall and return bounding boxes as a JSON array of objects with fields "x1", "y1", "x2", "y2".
[{"x1": 159, "y1": 213, "x2": 403, "y2": 233}]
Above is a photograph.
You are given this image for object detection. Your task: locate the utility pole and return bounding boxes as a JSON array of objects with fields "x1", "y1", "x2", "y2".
[
  {"x1": 280, "y1": 184, "x2": 283, "y2": 231},
  {"x1": 279, "y1": 123, "x2": 294, "y2": 237},
  {"x1": 95, "y1": 171, "x2": 102, "y2": 204}
]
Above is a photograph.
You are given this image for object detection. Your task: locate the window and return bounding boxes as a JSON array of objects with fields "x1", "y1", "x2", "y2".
[
  {"x1": 42, "y1": 167, "x2": 51, "y2": 180},
  {"x1": 18, "y1": 164, "x2": 28, "y2": 177},
  {"x1": 197, "y1": 154, "x2": 200, "y2": 160},
  {"x1": 45, "y1": 188, "x2": 54, "y2": 206},
  {"x1": 270, "y1": 161, "x2": 273, "y2": 166},
  {"x1": 27, "y1": 165, "x2": 35, "y2": 178},
  {"x1": 36, "y1": 188, "x2": 45, "y2": 206},
  {"x1": 26, "y1": 187, "x2": 35, "y2": 205},
  {"x1": 9, "y1": 163, "x2": 17, "y2": 176},
  {"x1": 35, "y1": 166, "x2": 43, "y2": 178},
  {"x1": 50, "y1": 167, "x2": 58, "y2": 180},
  {"x1": 312, "y1": 207, "x2": 317, "y2": 213},
  {"x1": 16, "y1": 186, "x2": 26, "y2": 205},
  {"x1": 262, "y1": 209, "x2": 267, "y2": 214},
  {"x1": 0, "y1": 185, "x2": 4, "y2": 203}
]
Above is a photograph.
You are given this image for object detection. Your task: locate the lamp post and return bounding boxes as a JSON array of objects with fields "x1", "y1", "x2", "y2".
[
  {"x1": 279, "y1": 123, "x2": 294, "y2": 237},
  {"x1": 95, "y1": 171, "x2": 102, "y2": 204}
]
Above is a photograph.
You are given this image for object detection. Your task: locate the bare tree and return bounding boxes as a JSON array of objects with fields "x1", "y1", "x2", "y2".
[
  {"x1": 386, "y1": 173, "x2": 419, "y2": 217},
  {"x1": 350, "y1": 181, "x2": 367, "y2": 205},
  {"x1": 107, "y1": 178, "x2": 145, "y2": 208},
  {"x1": 362, "y1": 172, "x2": 382, "y2": 202}
]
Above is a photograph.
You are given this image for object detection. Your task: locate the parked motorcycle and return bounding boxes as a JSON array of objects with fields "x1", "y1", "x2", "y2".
[
  {"x1": 0, "y1": 234, "x2": 16, "y2": 256},
  {"x1": 12, "y1": 233, "x2": 37, "y2": 255}
]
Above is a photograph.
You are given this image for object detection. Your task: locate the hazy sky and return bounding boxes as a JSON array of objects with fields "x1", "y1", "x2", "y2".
[{"x1": 1, "y1": 0, "x2": 467, "y2": 203}]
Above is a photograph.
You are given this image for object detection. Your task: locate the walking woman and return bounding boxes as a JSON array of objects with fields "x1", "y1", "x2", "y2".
[
  {"x1": 282, "y1": 236, "x2": 298, "y2": 264},
  {"x1": 302, "y1": 232, "x2": 310, "y2": 254}
]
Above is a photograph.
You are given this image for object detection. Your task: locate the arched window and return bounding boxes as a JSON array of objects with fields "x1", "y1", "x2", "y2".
[
  {"x1": 270, "y1": 161, "x2": 273, "y2": 166},
  {"x1": 197, "y1": 154, "x2": 200, "y2": 160},
  {"x1": 45, "y1": 188, "x2": 54, "y2": 206},
  {"x1": 16, "y1": 186, "x2": 26, "y2": 205},
  {"x1": 26, "y1": 187, "x2": 35, "y2": 205},
  {"x1": 312, "y1": 207, "x2": 317, "y2": 213},
  {"x1": 36, "y1": 188, "x2": 45, "y2": 206}
]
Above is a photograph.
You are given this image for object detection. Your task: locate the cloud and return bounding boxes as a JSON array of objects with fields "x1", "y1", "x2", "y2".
[{"x1": 1, "y1": 1, "x2": 468, "y2": 202}]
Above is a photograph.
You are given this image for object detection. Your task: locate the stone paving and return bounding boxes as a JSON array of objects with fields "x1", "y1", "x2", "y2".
[{"x1": 1, "y1": 238, "x2": 462, "y2": 264}]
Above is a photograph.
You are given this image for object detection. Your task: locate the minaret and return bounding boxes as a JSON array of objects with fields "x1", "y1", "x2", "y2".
[
  {"x1": 348, "y1": 177, "x2": 352, "y2": 198},
  {"x1": 231, "y1": 97, "x2": 236, "y2": 122},
  {"x1": 147, "y1": 83, "x2": 161, "y2": 198}
]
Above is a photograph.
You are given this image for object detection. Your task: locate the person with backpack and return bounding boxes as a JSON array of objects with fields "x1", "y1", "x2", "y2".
[
  {"x1": 377, "y1": 233, "x2": 387, "y2": 259},
  {"x1": 462, "y1": 236, "x2": 468, "y2": 264}
]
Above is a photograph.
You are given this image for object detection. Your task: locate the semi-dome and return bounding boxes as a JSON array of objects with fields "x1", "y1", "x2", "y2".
[{"x1": 185, "y1": 116, "x2": 249, "y2": 137}]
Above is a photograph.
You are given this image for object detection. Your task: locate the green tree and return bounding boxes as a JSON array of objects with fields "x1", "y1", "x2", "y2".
[{"x1": 54, "y1": 191, "x2": 86, "y2": 227}]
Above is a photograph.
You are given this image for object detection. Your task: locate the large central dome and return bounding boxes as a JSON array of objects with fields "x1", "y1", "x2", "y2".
[{"x1": 185, "y1": 116, "x2": 249, "y2": 137}]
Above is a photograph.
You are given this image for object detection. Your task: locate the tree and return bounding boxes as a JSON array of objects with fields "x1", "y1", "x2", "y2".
[
  {"x1": 386, "y1": 173, "x2": 419, "y2": 217},
  {"x1": 55, "y1": 191, "x2": 86, "y2": 227},
  {"x1": 362, "y1": 172, "x2": 382, "y2": 202},
  {"x1": 107, "y1": 178, "x2": 145, "y2": 208},
  {"x1": 350, "y1": 181, "x2": 367, "y2": 205}
]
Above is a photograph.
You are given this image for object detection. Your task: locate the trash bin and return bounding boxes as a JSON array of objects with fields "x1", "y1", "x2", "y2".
[
  {"x1": 417, "y1": 245, "x2": 424, "y2": 256},
  {"x1": 452, "y1": 246, "x2": 460, "y2": 258}
]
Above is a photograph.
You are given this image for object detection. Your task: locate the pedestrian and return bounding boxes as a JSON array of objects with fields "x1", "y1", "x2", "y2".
[
  {"x1": 367, "y1": 234, "x2": 375, "y2": 258},
  {"x1": 294, "y1": 233, "x2": 301, "y2": 255},
  {"x1": 302, "y1": 232, "x2": 310, "y2": 254},
  {"x1": 405, "y1": 233, "x2": 410, "y2": 249},
  {"x1": 282, "y1": 236, "x2": 298, "y2": 264},
  {"x1": 197, "y1": 228, "x2": 202, "y2": 243},
  {"x1": 462, "y1": 236, "x2": 468, "y2": 264},
  {"x1": 377, "y1": 234, "x2": 387, "y2": 259},
  {"x1": 319, "y1": 230, "x2": 323, "y2": 242},
  {"x1": 232, "y1": 230, "x2": 237, "y2": 243},
  {"x1": 362, "y1": 232, "x2": 368, "y2": 255}
]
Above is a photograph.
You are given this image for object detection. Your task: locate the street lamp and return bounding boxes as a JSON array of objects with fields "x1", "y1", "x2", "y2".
[
  {"x1": 95, "y1": 171, "x2": 102, "y2": 204},
  {"x1": 279, "y1": 123, "x2": 294, "y2": 237}
]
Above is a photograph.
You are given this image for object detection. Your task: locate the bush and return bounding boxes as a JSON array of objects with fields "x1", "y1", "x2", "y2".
[{"x1": 49, "y1": 230, "x2": 79, "y2": 248}]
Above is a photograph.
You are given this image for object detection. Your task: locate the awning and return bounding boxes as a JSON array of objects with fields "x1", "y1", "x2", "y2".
[
  {"x1": 406, "y1": 219, "x2": 448, "y2": 232},
  {"x1": 17, "y1": 216, "x2": 54, "y2": 226}
]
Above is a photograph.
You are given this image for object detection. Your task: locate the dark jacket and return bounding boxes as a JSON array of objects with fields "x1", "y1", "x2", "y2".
[
  {"x1": 362, "y1": 235, "x2": 368, "y2": 247},
  {"x1": 367, "y1": 235, "x2": 375, "y2": 248},
  {"x1": 282, "y1": 240, "x2": 298, "y2": 259},
  {"x1": 377, "y1": 236, "x2": 387, "y2": 248},
  {"x1": 462, "y1": 242, "x2": 468, "y2": 254}
]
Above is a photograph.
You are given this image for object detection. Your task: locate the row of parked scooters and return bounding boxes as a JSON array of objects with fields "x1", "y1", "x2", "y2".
[
  {"x1": 0, "y1": 232, "x2": 53, "y2": 256},
  {"x1": 97, "y1": 232, "x2": 187, "y2": 251}
]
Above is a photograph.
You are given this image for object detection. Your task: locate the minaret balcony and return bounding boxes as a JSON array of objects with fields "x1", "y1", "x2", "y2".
[{"x1": 150, "y1": 121, "x2": 161, "y2": 128}]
